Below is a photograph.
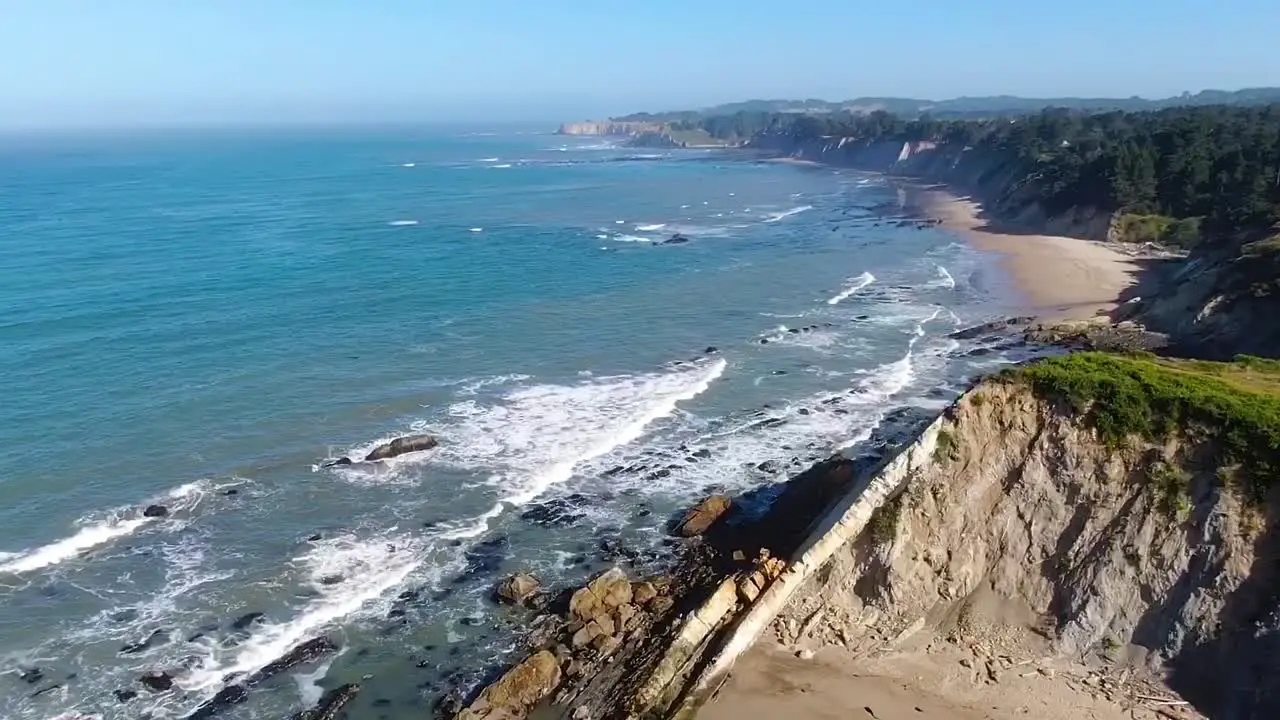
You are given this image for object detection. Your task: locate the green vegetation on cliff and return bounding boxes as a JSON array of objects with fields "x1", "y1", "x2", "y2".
[{"x1": 1005, "y1": 353, "x2": 1280, "y2": 500}]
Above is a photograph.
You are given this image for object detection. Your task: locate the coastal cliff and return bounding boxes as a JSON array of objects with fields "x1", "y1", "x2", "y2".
[
  {"x1": 750, "y1": 133, "x2": 1117, "y2": 241},
  {"x1": 449, "y1": 352, "x2": 1280, "y2": 719},
  {"x1": 557, "y1": 121, "x2": 663, "y2": 136}
]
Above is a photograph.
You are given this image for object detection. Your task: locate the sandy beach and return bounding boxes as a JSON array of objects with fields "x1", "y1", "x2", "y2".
[{"x1": 916, "y1": 189, "x2": 1140, "y2": 321}]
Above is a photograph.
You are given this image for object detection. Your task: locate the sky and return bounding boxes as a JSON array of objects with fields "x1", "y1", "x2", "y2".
[{"x1": 1, "y1": 0, "x2": 1278, "y2": 128}]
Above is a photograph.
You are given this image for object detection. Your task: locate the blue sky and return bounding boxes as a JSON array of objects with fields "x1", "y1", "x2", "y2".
[{"x1": 1, "y1": 0, "x2": 1277, "y2": 127}]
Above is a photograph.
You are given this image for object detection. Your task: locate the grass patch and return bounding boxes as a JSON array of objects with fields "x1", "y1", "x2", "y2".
[
  {"x1": 1002, "y1": 352, "x2": 1280, "y2": 502},
  {"x1": 934, "y1": 428, "x2": 960, "y2": 463},
  {"x1": 868, "y1": 494, "x2": 904, "y2": 546},
  {"x1": 1148, "y1": 460, "x2": 1193, "y2": 518}
]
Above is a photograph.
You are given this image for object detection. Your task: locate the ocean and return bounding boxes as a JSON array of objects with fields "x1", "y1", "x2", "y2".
[{"x1": 0, "y1": 127, "x2": 1032, "y2": 719}]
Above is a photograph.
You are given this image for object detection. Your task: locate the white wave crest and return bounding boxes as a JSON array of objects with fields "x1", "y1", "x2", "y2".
[
  {"x1": 0, "y1": 482, "x2": 217, "y2": 575},
  {"x1": 764, "y1": 205, "x2": 813, "y2": 223},
  {"x1": 635, "y1": 223, "x2": 666, "y2": 231},
  {"x1": 611, "y1": 234, "x2": 654, "y2": 243},
  {"x1": 181, "y1": 532, "x2": 420, "y2": 694},
  {"x1": 388, "y1": 220, "x2": 419, "y2": 226},
  {"x1": 826, "y1": 271, "x2": 876, "y2": 305},
  {"x1": 436, "y1": 359, "x2": 726, "y2": 507},
  {"x1": 933, "y1": 265, "x2": 956, "y2": 290}
]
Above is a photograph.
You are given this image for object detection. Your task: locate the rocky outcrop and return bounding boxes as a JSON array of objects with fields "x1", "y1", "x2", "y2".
[
  {"x1": 1128, "y1": 231, "x2": 1280, "y2": 359},
  {"x1": 364, "y1": 434, "x2": 437, "y2": 462}
]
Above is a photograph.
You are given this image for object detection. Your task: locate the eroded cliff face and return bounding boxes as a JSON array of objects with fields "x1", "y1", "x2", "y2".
[
  {"x1": 749, "y1": 133, "x2": 1115, "y2": 241},
  {"x1": 774, "y1": 381, "x2": 1280, "y2": 718},
  {"x1": 1126, "y1": 235, "x2": 1280, "y2": 360}
]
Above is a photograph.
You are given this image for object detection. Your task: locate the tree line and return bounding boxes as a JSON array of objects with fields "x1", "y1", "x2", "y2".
[{"x1": 685, "y1": 105, "x2": 1280, "y2": 247}]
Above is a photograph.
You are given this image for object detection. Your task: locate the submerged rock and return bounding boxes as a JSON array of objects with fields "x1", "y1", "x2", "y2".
[
  {"x1": 291, "y1": 684, "x2": 361, "y2": 720},
  {"x1": 139, "y1": 670, "x2": 174, "y2": 692}
]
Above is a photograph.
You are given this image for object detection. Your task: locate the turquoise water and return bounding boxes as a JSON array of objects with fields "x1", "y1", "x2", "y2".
[{"x1": 0, "y1": 128, "x2": 1028, "y2": 719}]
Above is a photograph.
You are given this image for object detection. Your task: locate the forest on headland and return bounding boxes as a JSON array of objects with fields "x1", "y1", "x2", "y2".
[{"x1": 669, "y1": 104, "x2": 1280, "y2": 256}]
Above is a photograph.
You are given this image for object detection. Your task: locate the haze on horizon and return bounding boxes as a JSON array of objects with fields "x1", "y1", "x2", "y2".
[{"x1": 2, "y1": 0, "x2": 1277, "y2": 130}]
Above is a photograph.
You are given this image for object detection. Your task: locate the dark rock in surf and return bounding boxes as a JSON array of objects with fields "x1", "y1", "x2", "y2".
[
  {"x1": 704, "y1": 346, "x2": 719, "y2": 354},
  {"x1": 521, "y1": 499, "x2": 585, "y2": 528},
  {"x1": 321, "y1": 457, "x2": 353, "y2": 468},
  {"x1": 364, "y1": 434, "x2": 438, "y2": 462},
  {"x1": 663, "y1": 233, "x2": 690, "y2": 245},
  {"x1": 855, "y1": 315, "x2": 870, "y2": 321},
  {"x1": 231, "y1": 612, "x2": 265, "y2": 631},
  {"x1": 948, "y1": 316, "x2": 1036, "y2": 340},
  {"x1": 306, "y1": 533, "x2": 322, "y2": 542},
  {"x1": 142, "y1": 505, "x2": 169, "y2": 518},
  {"x1": 19, "y1": 668, "x2": 43, "y2": 684},
  {"x1": 291, "y1": 684, "x2": 360, "y2": 720},
  {"x1": 30, "y1": 683, "x2": 62, "y2": 698},
  {"x1": 248, "y1": 637, "x2": 338, "y2": 685},
  {"x1": 186, "y1": 683, "x2": 249, "y2": 720},
  {"x1": 120, "y1": 628, "x2": 169, "y2": 655},
  {"x1": 692, "y1": 449, "x2": 712, "y2": 459},
  {"x1": 114, "y1": 689, "x2": 138, "y2": 703},
  {"x1": 756, "y1": 460, "x2": 781, "y2": 474},
  {"x1": 139, "y1": 670, "x2": 174, "y2": 692}
]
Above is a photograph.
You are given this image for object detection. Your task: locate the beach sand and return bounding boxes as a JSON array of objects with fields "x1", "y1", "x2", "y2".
[
  {"x1": 916, "y1": 189, "x2": 1139, "y2": 321},
  {"x1": 700, "y1": 638, "x2": 1195, "y2": 720}
]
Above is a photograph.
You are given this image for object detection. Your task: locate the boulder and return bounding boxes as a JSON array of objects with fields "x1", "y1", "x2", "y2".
[
  {"x1": 673, "y1": 495, "x2": 731, "y2": 537},
  {"x1": 495, "y1": 572, "x2": 541, "y2": 606},
  {"x1": 458, "y1": 650, "x2": 561, "y2": 720},
  {"x1": 142, "y1": 505, "x2": 169, "y2": 518},
  {"x1": 139, "y1": 671, "x2": 174, "y2": 692},
  {"x1": 119, "y1": 628, "x2": 169, "y2": 655},
  {"x1": 568, "y1": 568, "x2": 633, "y2": 624},
  {"x1": 364, "y1": 434, "x2": 438, "y2": 462},
  {"x1": 631, "y1": 581, "x2": 659, "y2": 607}
]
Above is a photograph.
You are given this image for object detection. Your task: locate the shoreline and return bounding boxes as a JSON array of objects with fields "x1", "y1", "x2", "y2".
[
  {"x1": 909, "y1": 187, "x2": 1141, "y2": 322},
  {"x1": 911, "y1": 188, "x2": 1141, "y2": 319}
]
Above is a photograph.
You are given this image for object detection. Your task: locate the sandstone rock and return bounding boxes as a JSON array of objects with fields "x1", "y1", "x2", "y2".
[
  {"x1": 496, "y1": 572, "x2": 541, "y2": 606},
  {"x1": 569, "y1": 568, "x2": 632, "y2": 623},
  {"x1": 592, "y1": 634, "x2": 622, "y2": 656},
  {"x1": 631, "y1": 582, "x2": 658, "y2": 606},
  {"x1": 737, "y1": 571, "x2": 767, "y2": 604},
  {"x1": 648, "y1": 596, "x2": 675, "y2": 615},
  {"x1": 615, "y1": 603, "x2": 639, "y2": 631},
  {"x1": 363, "y1": 434, "x2": 437, "y2": 462},
  {"x1": 673, "y1": 495, "x2": 731, "y2": 537},
  {"x1": 458, "y1": 650, "x2": 561, "y2": 720}
]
